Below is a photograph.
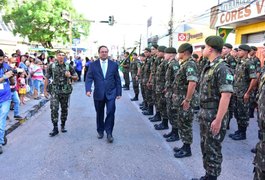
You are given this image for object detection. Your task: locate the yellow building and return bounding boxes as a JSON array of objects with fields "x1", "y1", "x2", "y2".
[{"x1": 210, "y1": 0, "x2": 265, "y2": 61}]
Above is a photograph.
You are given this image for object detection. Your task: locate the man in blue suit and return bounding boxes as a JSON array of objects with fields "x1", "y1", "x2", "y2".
[{"x1": 85, "y1": 45, "x2": 122, "y2": 143}]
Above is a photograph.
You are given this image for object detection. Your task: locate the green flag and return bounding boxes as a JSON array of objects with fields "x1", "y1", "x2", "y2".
[{"x1": 218, "y1": 28, "x2": 233, "y2": 43}]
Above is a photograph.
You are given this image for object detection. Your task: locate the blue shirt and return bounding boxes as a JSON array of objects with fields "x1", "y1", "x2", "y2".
[
  {"x1": 75, "y1": 59, "x2": 83, "y2": 71},
  {"x1": 0, "y1": 63, "x2": 11, "y2": 103}
]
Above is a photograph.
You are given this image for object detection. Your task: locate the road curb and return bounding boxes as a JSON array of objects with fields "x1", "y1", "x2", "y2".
[{"x1": 6, "y1": 99, "x2": 49, "y2": 135}]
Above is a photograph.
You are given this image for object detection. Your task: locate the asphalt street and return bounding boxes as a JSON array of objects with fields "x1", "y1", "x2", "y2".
[{"x1": 0, "y1": 81, "x2": 258, "y2": 180}]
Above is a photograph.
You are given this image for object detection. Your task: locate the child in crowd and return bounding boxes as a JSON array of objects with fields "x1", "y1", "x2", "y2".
[{"x1": 17, "y1": 72, "x2": 27, "y2": 104}]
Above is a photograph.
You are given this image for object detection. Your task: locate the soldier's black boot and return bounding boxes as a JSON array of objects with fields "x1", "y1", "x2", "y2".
[
  {"x1": 249, "y1": 106, "x2": 255, "y2": 118},
  {"x1": 163, "y1": 128, "x2": 173, "y2": 138},
  {"x1": 166, "y1": 128, "x2": 180, "y2": 142},
  {"x1": 228, "y1": 128, "x2": 240, "y2": 138},
  {"x1": 61, "y1": 122, "x2": 67, "y2": 133},
  {"x1": 149, "y1": 112, "x2": 158, "y2": 120},
  {"x1": 154, "y1": 118, "x2": 169, "y2": 130},
  {"x1": 131, "y1": 94, "x2": 139, "y2": 101},
  {"x1": 191, "y1": 174, "x2": 209, "y2": 180},
  {"x1": 49, "y1": 124, "x2": 59, "y2": 137},
  {"x1": 142, "y1": 105, "x2": 153, "y2": 115},
  {"x1": 140, "y1": 102, "x2": 148, "y2": 110},
  {"x1": 150, "y1": 112, "x2": 162, "y2": 122},
  {"x1": 231, "y1": 127, "x2": 246, "y2": 140},
  {"x1": 174, "y1": 143, "x2": 192, "y2": 158}
]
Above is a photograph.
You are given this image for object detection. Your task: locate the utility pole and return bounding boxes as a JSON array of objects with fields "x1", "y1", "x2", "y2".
[
  {"x1": 168, "y1": 0, "x2": 174, "y2": 47},
  {"x1": 139, "y1": 34, "x2": 142, "y2": 55}
]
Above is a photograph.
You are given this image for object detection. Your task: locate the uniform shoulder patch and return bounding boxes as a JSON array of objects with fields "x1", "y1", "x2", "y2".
[{"x1": 226, "y1": 74, "x2": 234, "y2": 81}]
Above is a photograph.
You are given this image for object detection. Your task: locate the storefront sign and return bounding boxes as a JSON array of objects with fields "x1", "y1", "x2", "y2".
[
  {"x1": 212, "y1": 0, "x2": 265, "y2": 27},
  {"x1": 186, "y1": 33, "x2": 203, "y2": 41}
]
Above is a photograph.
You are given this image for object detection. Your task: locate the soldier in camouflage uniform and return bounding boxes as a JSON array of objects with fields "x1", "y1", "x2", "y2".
[
  {"x1": 221, "y1": 43, "x2": 237, "y2": 129},
  {"x1": 229, "y1": 45, "x2": 257, "y2": 141},
  {"x1": 130, "y1": 53, "x2": 141, "y2": 101},
  {"x1": 192, "y1": 36, "x2": 234, "y2": 180},
  {"x1": 249, "y1": 46, "x2": 261, "y2": 118},
  {"x1": 44, "y1": 50, "x2": 78, "y2": 137},
  {"x1": 149, "y1": 45, "x2": 163, "y2": 121},
  {"x1": 172, "y1": 43, "x2": 198, "y2": 158},
  {"x1": 153, "y1": 46, "x2": 166, "y2": 123},
  {"x1": 139, "y1": 53, "x2": 147, "y2": 109},
  {"x1": 253, "y1": 43, "x2": 265, "y2": 180},
  {"x1": 121, "y1": 52, "x2": 130, "y2": 90},
  {"x1": 159, "y1": 48, "x2": 180, "y2": 140},
  {"x1": 142, "y1": 48, "x2": 154, "y2": 116}
]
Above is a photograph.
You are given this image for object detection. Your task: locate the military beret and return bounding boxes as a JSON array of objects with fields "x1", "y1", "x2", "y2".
[
  {"x1": 239, "y1": 44, "x2": 251, "y2": 52},
  {"x1": 164, "y1": 47, "x2": 177, "y2": 54},
  {"x1": 205, "y1": 36, "x2": 224, "y2": 51},
  {"x1": 178, "y1": 43, "x2": 192, "y2": 53},
  {"x1": 144, "y1": 48, "x2": 151, "y2": 52},
  {"x1": 192, "y1": 53, "x2": 199, "y2": 59},
  {"x1": 224, "y1": 43, "x2": 233, "y2": 49},
  {"x1": 250, "y1": 46, "x2": 257, "y2": 51},
  {"x1": 152, "y1": 44, "x2": 159, "y2": 49},
  {"x1": 234, "y1": 48, "x2": 238, "y2": 52},
  {"x1": 140, "y1": 53, "x2": 145, "y2": 57},
  {"x1": 158, "y1": 46, "x2": 167, "y2": 52}
]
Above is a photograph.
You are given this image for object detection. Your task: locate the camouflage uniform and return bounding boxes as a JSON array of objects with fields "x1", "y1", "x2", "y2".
[
  {"x1": 140, "y1": 61, "x2": 147, "y2": 104},
  {"x1": 122, "y1": 58, "x2": 130, "y2": 88},
  {"x1": 152, "y1": 57, "x2": 162, "y2": 112},
  {"x1": 46, "y1": 61, "x2": 77, "y2": 126},
  {"x1": 199, "y1": 57, "x2": 234, "y2": 177},
  {"x1": 165, "y1": 59, "x2": 180, "y2": 128},
  {"x1": 224, "y1": 53, "x2": 237, "y2": 123},
  {"x1": 172, "y1": 57, "x2": 198, "y2": 145},
  {"x1": 155, "y1": 58, "x2": 168, "y2": 119},
  {"x1": 249, "y1": 56, "x2": 261, "y2": 117},
  {"x1": 143, "y1": 57, "x2": 153, "y2": 106},
  {"x1": 233, "y1": 58, "x2": 257, "y2": 131},
  {"x1": 130, "y1": 59, "x2": 141, "y2": 96},
  {"x1": 253, "y1": 69, "x2": 265, "y2": 180}
]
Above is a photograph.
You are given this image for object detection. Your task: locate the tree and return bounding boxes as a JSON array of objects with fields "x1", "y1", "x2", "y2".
[
  {"x1": 3, "y1": 0, "x2": 89, "y2": 49},
  {"x1": 0, "y1": 0, "x2": 8, "y2": 9}
]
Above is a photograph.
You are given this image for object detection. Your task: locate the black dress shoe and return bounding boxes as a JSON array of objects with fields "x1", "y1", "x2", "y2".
[
  {"x1": 174, "y1": 149, "x2": 192, "y2": 158},
  {"x1": 97, "y1": 133, "x2": 104, "y2": 139},
  {"x1": 107, "y1": 134, "x2": 114, "y2": 143}
]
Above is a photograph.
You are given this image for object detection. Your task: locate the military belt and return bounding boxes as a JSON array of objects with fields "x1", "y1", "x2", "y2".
[
  {"x1": 200, "y1": 102, "x2": 219, "y2": 109},
  {"x1": 258, "y1": 130, "x2": 265, "y2": 141}
]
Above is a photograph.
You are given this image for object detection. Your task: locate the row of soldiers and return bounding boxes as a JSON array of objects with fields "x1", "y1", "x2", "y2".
[{"x1": 127, "y1": 36, "x2": 265, "y2": 180}]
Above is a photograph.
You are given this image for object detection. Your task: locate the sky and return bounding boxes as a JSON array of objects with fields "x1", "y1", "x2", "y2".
[{"x1": 72, "y1": 0, "x2": 218, "y2": 55}]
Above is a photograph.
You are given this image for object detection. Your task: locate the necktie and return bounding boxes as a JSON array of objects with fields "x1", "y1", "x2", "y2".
[{"x1": 102, "y1": 61, "x2": 106, "y2": 78}]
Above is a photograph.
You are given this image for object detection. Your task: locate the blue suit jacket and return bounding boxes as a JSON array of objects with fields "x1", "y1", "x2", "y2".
[{"x1": 85, "y1": 59, "x2": 122, "y2": 101}]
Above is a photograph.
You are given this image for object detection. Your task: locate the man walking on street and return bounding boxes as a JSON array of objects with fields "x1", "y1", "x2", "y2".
[
  {"x1": 0, "y1": 49, "x2": 14, "y2": 154},
  {"x1": 85, "y1": 46, "x2": 122, "y2": 143},
  {"x1": 192, "y1": 36, "x2": 233, "y2": 180},
  {"x1": 44, "y1": 50, "x2": 78, "y2": 137}
]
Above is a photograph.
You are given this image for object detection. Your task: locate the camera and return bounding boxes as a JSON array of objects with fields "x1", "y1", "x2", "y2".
[{"x1": 11, "y1": 68, "x2": 24, "y2": 74}]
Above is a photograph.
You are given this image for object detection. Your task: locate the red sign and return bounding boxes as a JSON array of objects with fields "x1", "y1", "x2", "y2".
[{"x1": 178, "y1": 33, "x2": 187, "y2": 41}]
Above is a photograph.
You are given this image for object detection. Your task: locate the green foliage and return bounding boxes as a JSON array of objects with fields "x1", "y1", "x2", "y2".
[{"x1": 3, "y1": 0, "x2": 89, "y2": 48}]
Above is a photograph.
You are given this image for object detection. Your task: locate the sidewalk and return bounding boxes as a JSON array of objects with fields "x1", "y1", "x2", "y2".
[{"x1": 5, "y1": 95, "x2": 49, "y2": 135}]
